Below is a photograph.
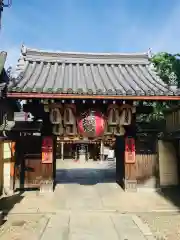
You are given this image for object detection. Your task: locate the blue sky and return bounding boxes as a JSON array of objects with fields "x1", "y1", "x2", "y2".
[{"x1": 0, "y1": 0, "x2": 180, "y2": 67}]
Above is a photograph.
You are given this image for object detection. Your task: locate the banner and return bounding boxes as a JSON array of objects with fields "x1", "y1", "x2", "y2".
[
  {"x1": 42, "y1": 137, "x2": 53, "y2": 164},
  {"x1": 125, "y1": 137, "x2": 135, "y2": 163}
]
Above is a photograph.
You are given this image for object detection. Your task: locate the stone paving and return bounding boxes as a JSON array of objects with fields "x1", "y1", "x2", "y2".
[
  {"x1": 0, "y1": 161, "x2": 180, "y2": 239},
  {"x1": 0, "y1": 212, "x2": 155, "y2": 240},
  {"x1": 138, "y1": 212, "x2": 180, "y2": 240}
]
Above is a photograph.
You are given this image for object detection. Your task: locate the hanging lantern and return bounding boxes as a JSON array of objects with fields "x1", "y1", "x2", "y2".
[
  {"x1": 44, "y1": 104, "x2": 49, "y2": 113},
  {"x1": 107, "y1": 104, "x2": 120, "y2": 125},
  {"x1": 49, "y1": 108, "x2": 62, "y2": 124},
  {"x1": 52, "y1": 124, "x2": 63, "y2": 135},
  {"x1": 78, "y1": 110, "x2": 105, "y2": 138},
  {"x1": 119, "y1": 104, "x2": 133, "y2": 125},
  {"x1": 63, "y1": 104, "x2": 76, "y2": 125},
  {"x1": 64, "y1": 104, "x2": 77, "y2": 135},
  {"x1": 115, "y1": 125, "x2": 126, "y2": 136}
]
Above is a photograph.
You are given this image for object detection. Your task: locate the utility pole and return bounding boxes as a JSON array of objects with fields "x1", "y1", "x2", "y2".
[{"x1": 0, "y1": 0, "x2": 12, "y2": 29}]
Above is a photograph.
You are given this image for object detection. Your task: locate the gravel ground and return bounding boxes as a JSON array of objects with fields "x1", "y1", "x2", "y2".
[
  {"x1": 0, "y1": 214, "x2": 49, "y2": 240},
  {"x1": 138, "y1": 212, "x2": 180, "y2": 240}
]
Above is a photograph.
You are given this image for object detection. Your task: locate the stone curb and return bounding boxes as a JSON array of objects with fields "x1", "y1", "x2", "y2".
[
  {"x1": 132, "y1": 215, "x2": 155, "y2": 239},
  {"x1": 2, "y1": 208, "x2": 180, "y2": 215}
]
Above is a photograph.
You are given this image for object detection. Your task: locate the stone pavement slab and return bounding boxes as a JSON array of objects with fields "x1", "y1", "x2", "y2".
[
  {"x1": 139, "y1": 212, "x2": 180, "y2": 240},
  {"x1": 69, "y1": 212, "x2": 119, "y2": 240},
  {"x1": 111, "y1": 214, "x2": 147, "y2": 240},
  {"x1": 0, "y1": 214, "x2": 49, "y2": 240},
  {"x1": 0, "y1": 212, "x2": 154, "y2": 240},
  {"x1": 40, "y1": 213, "x2": 70, "y2": 240},
  {"x1": 4, "y1": 182, "x2": 179, "y2": 214},
  {"x1": 41, "y1": 212, "x2": 151, "y2": 240}
]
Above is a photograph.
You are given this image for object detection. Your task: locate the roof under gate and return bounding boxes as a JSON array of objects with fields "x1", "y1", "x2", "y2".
[{"x1": 7, "y1": 46, "x2": 179, "y2": 99}]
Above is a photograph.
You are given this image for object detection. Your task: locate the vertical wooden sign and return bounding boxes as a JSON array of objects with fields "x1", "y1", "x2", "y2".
[
  {"x1": 42, "y1": 137, "x2": 53, "y2": 164},
  {"x1": 125, "y1": 137, "x2": 135, "y2": 163}
]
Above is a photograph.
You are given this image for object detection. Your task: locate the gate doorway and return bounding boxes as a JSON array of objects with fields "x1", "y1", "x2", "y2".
[
  {"x1": 56, "y1": 141, "x2": 102, "y2": 162},
  {"x1": 55, "y1": 136, "x2": 125, "y2": 187},
  {"x1": 13, "y1": 135, "x2": 126, "y2": 191}
]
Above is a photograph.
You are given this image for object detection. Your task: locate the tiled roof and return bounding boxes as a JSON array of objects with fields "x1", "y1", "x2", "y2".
[{"x1": 8, "y1": 46, "x2": 174, "y2": 96}]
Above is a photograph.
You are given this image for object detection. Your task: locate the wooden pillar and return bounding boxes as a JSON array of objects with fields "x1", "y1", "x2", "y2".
[
  {"x1": 124, "y1": 106, "x2": 137, "y2": 192},
  {"x1": 0, "y1": 140, "x2": 3, "y2": 196},
  {"x1": 61, "y1": 141, "x2": 64, "y2": 161},
  {"x1": 115, "y1": 135, "x2": 125, "y2": 188},
  {"x1": 124, "y1": 137, "x2": 136, "y2": 191},
  {"x1": 40, "y1": 136, "x2": 54, "y2": 193},
  {"x1": 10, "y1": 142, "x2": 15, "y2": 192}
]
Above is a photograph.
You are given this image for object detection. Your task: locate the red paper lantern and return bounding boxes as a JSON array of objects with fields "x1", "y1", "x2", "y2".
[{"x1": 78, "y1": 110, "x2": 105, "y2": 138}]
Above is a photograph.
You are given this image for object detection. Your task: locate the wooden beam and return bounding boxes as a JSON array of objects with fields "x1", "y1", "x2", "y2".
[{"x1": 7, "y1": 92, "x2": 180, "y2": 100}]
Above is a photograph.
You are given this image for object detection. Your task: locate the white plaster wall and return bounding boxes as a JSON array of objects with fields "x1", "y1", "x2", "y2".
[
  {"x1": 3, "y1": 142, "x2": 11, "y2": 193},
  {"x1": 158, "y1": 140, "x2": 178, "y2": 186}
]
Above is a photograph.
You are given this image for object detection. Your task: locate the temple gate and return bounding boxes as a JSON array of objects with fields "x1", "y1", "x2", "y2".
[{"x1": 4, "y1": 45, "x2": 180, "y2": 192}]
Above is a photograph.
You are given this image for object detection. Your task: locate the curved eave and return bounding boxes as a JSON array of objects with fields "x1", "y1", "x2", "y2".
[{"x1": 7, "y1": 92, "x2": 180, "y2": 100}]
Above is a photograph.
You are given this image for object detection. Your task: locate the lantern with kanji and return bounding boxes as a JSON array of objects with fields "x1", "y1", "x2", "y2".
[{"x1": 78, "y1": 110, "x2": 105, "y2": 138}]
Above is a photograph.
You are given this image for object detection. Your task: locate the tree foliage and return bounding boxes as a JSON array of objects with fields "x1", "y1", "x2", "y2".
[
  {"x1": 138, "y1": 52, "x2": 180, "y2": 123},
  {"x1": 151, "y1": 52, "x2": 180, "y2": 86}
]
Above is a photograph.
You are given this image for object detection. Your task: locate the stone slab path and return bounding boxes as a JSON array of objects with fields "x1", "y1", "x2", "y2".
[
  {"x1": 5, "y1": 160, "x2": 177, "y2": 214},
  {"x1": 0, "y1": 212, "x2": 154, "y2": 240},
  {"x1": 0, "y1": 160, "x2": 179, "y2": 239}
]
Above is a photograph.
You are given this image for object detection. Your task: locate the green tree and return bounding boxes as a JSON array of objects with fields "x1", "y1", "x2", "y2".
[
  {"x1": 138, "y1": 52, "x2": 180, "y2": 123},
  {"x1": 151, "y1": 52, "x2": 180, "y2": 86}
]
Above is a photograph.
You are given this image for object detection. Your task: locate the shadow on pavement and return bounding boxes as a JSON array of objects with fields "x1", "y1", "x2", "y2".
[
  {"x1": 0, "y1": 192, "x2": 24, "y2": 220},
  {"x1": 158, "y1": 186, "x2": 180, "y2": 210},
  {"x1": 56, "y1": 161, "x2": 117, "y2": 185}
]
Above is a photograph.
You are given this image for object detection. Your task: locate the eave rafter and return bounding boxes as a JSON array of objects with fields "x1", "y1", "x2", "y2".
[{"x1": 7, "y1": 92, "x2": 180, "y2": 101}]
